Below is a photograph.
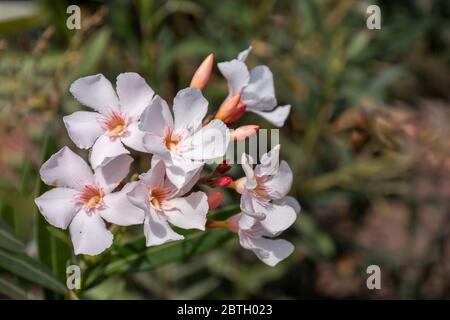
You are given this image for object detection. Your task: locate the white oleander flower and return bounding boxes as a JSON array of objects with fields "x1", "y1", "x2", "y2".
[
  {"x1": 139, "y1": 87, "x2": 230, "y2": 189},
  {"x1": 65, "y1": 72, "x2": 154, "y2": 168},
  {"x1": 34, "y1": 147, "x2": 144, "y2": 255},
  {"x1": 217, "y1": 47, "x2": 291, "y2": 127},
  {"x1": 127, "y1": 160, "x2": 208, "y2": 246}
]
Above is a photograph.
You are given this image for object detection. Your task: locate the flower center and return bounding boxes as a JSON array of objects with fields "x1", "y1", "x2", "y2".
[
  {"x1": 76, "y1": 185, "x2": 104, "y2": 213},
  {"x1": 148, "y1": 187, "x2": 171, "y2": 210},
  {"x1": 164, "y1": 129, "x2": 180, "y2": 151},
  {"x1": 102, "y1": 112, "x2": 127, "y2": 137},
  {"x1": 252, "y1": 176, "x2": 268, "y2": 198}
]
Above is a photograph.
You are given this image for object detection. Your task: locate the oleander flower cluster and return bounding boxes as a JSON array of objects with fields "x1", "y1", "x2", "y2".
[{"x1": 34, "y1": 47, "x2": 300, "y2": 267}]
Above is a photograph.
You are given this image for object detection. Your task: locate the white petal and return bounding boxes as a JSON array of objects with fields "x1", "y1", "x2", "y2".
[
  {"x1": 94, "y1": 154, "x2": 133, "y2": 193},
  {"x1": 253, "y1": 201, "x2": 297, "y2": 235},
  {"x1": 144, "y1": 210, "x2": 184, "y2": 246},
  {"x1": 240, "y1": 192, "x2": 265, "y2": 220},
  {"x1": 275, "y1": 196, "x2": 301, "y2": 215},
  {"x1": 69, "y1": 74, "x2": 119, "y2": 115},
  {"x1": 217, "y1": 60, "x2": 249, "y2": 96},
  {"x1": 241, "y1": 66, "x2": 276, "y2": 111},
  {"x1": 139, "y1": 160, "x2": 165, "y2": 188},
  {"x1": 63, "y1": 111, "x2": 103, "y2": 149},
  {"x1": 248, "y1": 105, "x2": 291, "y2": 127},
  {"x1": 263, "y1": 161, "x2": 293, "y2": 199},
  {"x1": 69, "y1": 210, "x2": 113, "y2": 256},
  {"x1": 90, "y1": 134, "x2": 129, "y2": 169},
  {"x1": 142, "y1": 134, "x2": 170, "y2": 157},
  {"x1": 240, "y1": 234, "x2": 294, "y2": 267},
  {"x1": 40, "y1": 147, "x2": 94, "y2": 190},
  {"x1": 121, "y1": 122, "x2": 147, "y2": 152},
  {"x1": 238, "y1": 213, "x2": 256, "y2": 231},
  {"x1": 116, "y1": 72, "x2": 154, "y2": 120},
  {"x1": 165, "y1": 156, "x2": 203, "y2": 189},
  {"x1": 183, "y1": 120, "x2": 230, "y2": 161},
  {"x1": 254, "y1": 144, "x2": 280, "y2": 177},
  {"x1": 174, "y1": 167, "x2": 202, "y2": 197},
  {"x1": 237, "y1": 46, "x2": 252, "y2": 62},
  {"x1": 34, "y1": 188, "x2": 80, "y2": 229},
  {"x1": 139, "y1": 95, "x2": 173, "y2": 135},
  {"x1": 127, "y1": 182, "x2": 149, "y2": 211},
  {"x1": 173, "y1": 88, "x2": 208, "y2": 133},
  {"x1": 100, "y1": 182, "x2": 145, "y2": 226},
  {"x1": 165, "y1": 192, "x2": 208, "y2": 230},
  {"x1": 240, "y1": 153, "x2": 257, "y2": 189}
]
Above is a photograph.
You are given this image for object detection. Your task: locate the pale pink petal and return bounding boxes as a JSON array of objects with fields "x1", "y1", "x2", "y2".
[
  {"x1": 254, "y1": 144, "x2": 280, "y2": 177},
  {"x1": 238, "y1": 213, "x2": 256, "y2": 231},
  {"x1": 94, "y1": 154, "x2": 133, "y2": 193},
  {"x1": 241, "y1": 66, "x2": 276, "y2": 111},
  {"x1": 165, "y1": 192, "x2": 208, "y2": 230},
  {"x1": 183, "y1": 120, "x2": 230, "y2": 161},
  {"x1": 144, "y1": 210, "x2": 183, "y2": 246},
  {"x1": 139, "y1": 95, "x2": 173, "y2": 135},
  {"x1": 217, "y1": 60, "x2": 249, "y2": 96},
  {"x1": 69, "y1": 74, "x2": 119, "y2": 115},
  {"x1": 237, "y1": 46, "x2": 252, "y2": 62},
  {"x1": 174, "y1": 167, "x2": 202, "y2": 197},
  {"x1": 240, "y1": 153, "x2": 257, "y2": 189},
  {"x1": 40, "y1": 147, "x2": 94, "y2": 190},
  {"x1": 90, "y1": 134, "x2": 129, "y2": 169},
  {"x1": 240, "y1": 192, "x2": 265, "y2": 220},
  {"x1": 116, "y1": 72, "x2": 154, "y2": 120},
  {"x1": 69, "y1": 210, "x2": 113, "y2": 256},
  {"x1": 248, "y1": 105, "x2": 291, "y2": 127},
  {"x1": 121, "y1": 122, "x2": 147, "y2": 152},
  {"x1": 263, "y1": 161, "x2": 293, "y2": 199},
  {"x1": 173, "y1": 88, "x2": 208, "y2": 133},
  {"x1": 165, "y1": 156, "x2": 203, "y2": 189},
  {"x1": 275, "y1": 196, "x2": 301, "y2": 214},
  {"x1": 127, "y1": 182, "x2": 149, "y2": 211},
  {"x1": 252, "y1": 201, "x2": 297, "y2": 235},
  {"x1": 34, "y1": 188, "x2": 80, "y2": 229},
  {"x1": 63, "y1": 111, "x2": 103, "y2": 149},
  {"x1": 142, "y1": 134, "x2": 169, "y2": 157},
  {"x1": 240, "y1": 234, "x2": 294, "y2": 267},
  {"x1": 100, "y1": 182, "x2": 145, "y2": 226},
  {"x1": 139, "y1": 160, "x2": 166, "y2": 188}
]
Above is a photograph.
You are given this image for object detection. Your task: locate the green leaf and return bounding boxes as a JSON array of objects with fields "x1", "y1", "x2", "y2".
[
  {"x1": 0, "y1": 248, "x2": 67, "y2": 295},
  {"x1": 84, "y1": 205, "x2": 239, "y2": 289},
  {"x1": 0, "y1": 277, "x2": 29, "y2": 299},
  {"x1": 0, "y1": 218, "x2": 25, "y2": 253}
]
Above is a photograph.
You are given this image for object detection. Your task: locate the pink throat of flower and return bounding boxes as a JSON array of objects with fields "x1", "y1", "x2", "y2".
[
  {"x1": 252, "y1": 176, "x2": 268, "y2": 198},
  {"x1": 101, "y1": 111, "x2": 127, "y2": 137},
  {"x1": 76, "y1": 185, "x2": 104, "y2": 213},
  {"x1": 163, "y1": 128, "x2": 181, "y2": 151},
  {"x1": 148, "y1": 187, "x2": 172, "y2": 210}
]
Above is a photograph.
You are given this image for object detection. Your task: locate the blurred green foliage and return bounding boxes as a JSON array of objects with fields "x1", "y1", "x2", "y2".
[{"x1": 0, "y1": 0, "x2": 449, "y2": 299}]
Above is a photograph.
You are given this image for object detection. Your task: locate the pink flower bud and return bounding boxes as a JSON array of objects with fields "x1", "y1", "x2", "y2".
[
  {"x1": 230, "y1": 125, "x2": 260, "y2": 141},
  {"x1": 214, "y1": 94, "x2": 241, "y2": 121},
  {"x1": 207, "y1": 191, "x2": 223, "y2": 210},
  {"x1": 215, "y1": 176, "x2": 233, "y2": 188},
  {"x1": 190, "y1": 53, "x2": 214, "y2": 90},
  {"x1": 224, "y1": 102, "x2": 246, "y2": 124}
]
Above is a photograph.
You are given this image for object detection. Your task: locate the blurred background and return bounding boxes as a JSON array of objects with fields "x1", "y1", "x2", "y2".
[{"x1": 0, "y1": 0, "x2": 449, "y2": 299}]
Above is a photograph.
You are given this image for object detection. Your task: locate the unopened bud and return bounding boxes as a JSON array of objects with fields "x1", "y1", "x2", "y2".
[
  {"x1": 207, "y1": 192, "x2": 223, "y2": 210},
  {"x1": 190, "y1": 53, "x2": 214, "y2": 90},
  {"x1": 215, "y1": 176, "x2": 233, "y2": 188},
  {"x1": 231, "y1": 125, "x2": 259, "y2": 141},
  {"x1": 215, "y1": 94, "x2": 241, "y2": 121},
  {"x1": 224, "y1": 102, "x2": 246, "y2": 124}
]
